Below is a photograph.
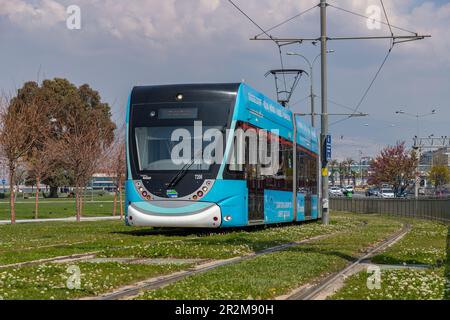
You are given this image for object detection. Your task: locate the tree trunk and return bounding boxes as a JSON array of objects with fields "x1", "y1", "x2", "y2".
[
  {"x1": 112, "y1": 190, "x2": 117, "y2": 216},
  {"x1": 119, "y1": 187, "x2": 123, "y2": 219},
  {"x1": 75, "y1": 187, "x2": 81, "y2": 222},
  {"x1": 79, "y1": 188, "x2": 84, "y2": 218},
  {"x1": 34, "y1": 176, "x2": 40, "y2": 219},
  {"x1": 9, "y1": 167, "x2": 15, "y2": 224},
  {"x1": 48, "y1": 185, "x2": 58, "y2": 198}
]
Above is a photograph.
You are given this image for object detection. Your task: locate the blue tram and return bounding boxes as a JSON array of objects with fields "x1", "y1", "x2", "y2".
[{"x1": 125, "y1": 83, "x2": 320, "y2": 228}]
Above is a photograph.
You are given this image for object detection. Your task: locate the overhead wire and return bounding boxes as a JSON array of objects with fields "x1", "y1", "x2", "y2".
[
  {"x1": 254, "y1": 4, "x2": 319, "y2": 38},
  {"x1": 228, "y1": 0, "x2": 301, "y2": 101},
  {"x1": 327, "y1": 3, "x2": 417, "y2": 35},
  {"x1": 330, "y1": 0, "x2": 396, "y2": 126}
]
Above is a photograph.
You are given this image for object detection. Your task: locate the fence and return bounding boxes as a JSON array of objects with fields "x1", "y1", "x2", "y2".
[{"x1": 330, "y1": 197, "x2": 450, "y2": 223}]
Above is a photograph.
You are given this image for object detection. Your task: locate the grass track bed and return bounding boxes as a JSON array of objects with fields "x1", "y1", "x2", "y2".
[
  {"x1": 137, "y1": 215, "x2": 402, "y2": 300},
  {"x1": 331, "y1": 268, "x2": 447, "y2": 300},
  {"x1": 0, "y1": 262, "x2": 189, "y2": 300},
  {"x1": 330, "y1": 219, "x2": 449, "y2": 300},
  {"x1": 0, "y1": 213, "x2": 361, "y2": 266}
]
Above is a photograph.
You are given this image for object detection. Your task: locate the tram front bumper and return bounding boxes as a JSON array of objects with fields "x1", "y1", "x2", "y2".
[{"x1": 127, "y1": 202, "x2": 222, "y2": 228}]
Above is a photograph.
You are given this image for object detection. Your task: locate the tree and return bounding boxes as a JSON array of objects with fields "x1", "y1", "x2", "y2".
[
  {"x1": 338, "y1": 161, "x2": 346, "y2": 186},
  {"x1": 368, "y1": 141, "x2": 418, "y2": 194},
  {"x1": 428, "y1": 165, "x2": 450, "y2": 192},
  {"x1": 51, "y1": 110, "x2": 113, "y2": 221},
  {"x1": 344, "y1": 158, "x2": 355, "y2": 185},
  {"x1": 12, "y1": 81, "x2": 55, "y2": 218},
  {"x1": 329, "y1": 159, "x2": 339, "y2": 186},
  {"x1": 12, "y1": 78, "x2": 115, "y2": 198},
  {"x1": 0, "y1": 96, "x2": 39, "y2": 223},
  {"x1": 106, "y1": 135, "x2": 126, "y2": 219}
]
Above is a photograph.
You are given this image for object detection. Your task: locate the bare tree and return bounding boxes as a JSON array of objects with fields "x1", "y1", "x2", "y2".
[
  {"x1": 25, "y1": 143, "x2": 55, "y2": 219},
  {"x1": 51, "y1": 109, "x2": 114, "y2": 221},
  {"x1": 23, "y1": 101, "x2": 55, "y2": 219},
  {"x1": 0, "y1": 96, "x2": 39, "y2": 224},
  {"x1": 111, "y1": 138, "x2": 126, "y2": 218}
]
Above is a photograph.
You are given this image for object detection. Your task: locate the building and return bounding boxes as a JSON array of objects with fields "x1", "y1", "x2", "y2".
[
  {"x1": 89, "y1": 173, "x2": 117, "y2": 191},
  {"x1": 432, "y1": 147, "x2": 450, "y2": 167}
]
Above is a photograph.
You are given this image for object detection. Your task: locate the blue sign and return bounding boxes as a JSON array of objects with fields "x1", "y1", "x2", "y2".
[
  {"x1": 325, "y1": 135, "x2": 332, "y2": 161},
  {"x1": 1, "y1": 179, "x2": 5, "y2": 185}
]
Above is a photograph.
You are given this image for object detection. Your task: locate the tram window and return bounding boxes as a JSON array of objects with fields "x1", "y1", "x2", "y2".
[
  {"x1": 296, "y1": 148, "x2": 318, "y2": 194},
  {"x1": 278, "y1": 138, "x2": 293, "y2": 190}
]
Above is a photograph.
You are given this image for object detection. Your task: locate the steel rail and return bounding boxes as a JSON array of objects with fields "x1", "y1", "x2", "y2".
[{"x1": 286, "y1": 223, "x2": 411, "y2": 300}]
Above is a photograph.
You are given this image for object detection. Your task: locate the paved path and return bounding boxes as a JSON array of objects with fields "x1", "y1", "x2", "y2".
[{"x1": 0, "y1": 216, "x2": 122, "y2": 225}]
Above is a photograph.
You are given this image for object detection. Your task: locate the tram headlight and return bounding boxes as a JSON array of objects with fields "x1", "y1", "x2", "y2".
[
  {"x1": 176, "y1": 93, "x2": 183, "y2": 101},
  {"x1": 197, "y1": 191, "x2": 204, "y2": 197},
  {"x1": 202, "y1": 186, "x2": 208, "y2": 192}
]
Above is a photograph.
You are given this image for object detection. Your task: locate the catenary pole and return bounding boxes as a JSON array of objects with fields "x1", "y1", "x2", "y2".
[{"x1": 320, "y1": 0, "x2": 329, "y2": 225}]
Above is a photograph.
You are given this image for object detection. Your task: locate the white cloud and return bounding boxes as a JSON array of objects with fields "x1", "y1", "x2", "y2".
[{"x1": 0, "y1": 0, "x2": 65, "y2": 29}]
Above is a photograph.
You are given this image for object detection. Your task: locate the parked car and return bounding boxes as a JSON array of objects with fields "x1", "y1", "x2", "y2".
[
  {"x1": 329, "y1": 186, "x2": 343, "y2": 197},
  {"x1": 380, "y1": 188, "x2": 395, "y2": 198},
  {"x1": 342, "y1": 185, "x2": 354, "y2": 194},
  {"x1": 366, "y1": 187, "x2": 380, "y2": 197}
]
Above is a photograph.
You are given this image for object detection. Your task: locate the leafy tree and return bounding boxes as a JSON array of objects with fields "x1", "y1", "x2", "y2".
[
  {"x1": 368, "y1": 141, "x2": 417, "y2": 194},
  {"x1": 344, "y1": 158, "x2": 355, "y2": 185},
  {"x1": 428, "y1": 165, "x2": 450, "y2": 191},
  {"x1": 329, "y1": 159, "x2": 339, "y2": 186},
  {"x1": 12, "y1": 78, "x2": 115, "y2": 199}
]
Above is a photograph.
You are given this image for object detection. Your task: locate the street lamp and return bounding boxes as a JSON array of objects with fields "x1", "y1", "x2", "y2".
[
  {"x1": 287, "y1": 50, "x2": 335, "y2": 127},
  {"x1": 395, "y1": 107, "x2": 438, "y2": 199},
  {"x1": 395, "y1": 108, "x2": 438, "y2": 138}
]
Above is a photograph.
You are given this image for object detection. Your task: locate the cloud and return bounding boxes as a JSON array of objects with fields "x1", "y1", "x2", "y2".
[
  {"x1": 0, "y1": 0, "x2": 65, "y2": 29},
  {"x1": 0, "y1": 0, "x2": 448, "y2": 157}
]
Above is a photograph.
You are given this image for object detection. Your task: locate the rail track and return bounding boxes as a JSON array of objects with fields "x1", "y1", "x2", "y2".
[
  {"x1": 1, "y1": 219, "x2": 379, "y2": 301},
  {"x1": 284, "y1": 223, "x2": 411, "y2": 300},
  {"x1": 88, "y1": 232, "x2": 337, "y2": 300},
  {"x1": 0, "y1": 220, "x2": 322, "y2": 270}
]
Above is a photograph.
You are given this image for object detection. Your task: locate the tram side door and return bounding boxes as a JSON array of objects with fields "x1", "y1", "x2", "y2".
[{"x1": 246, "y1": 139, "x2": 264, "y2": 223}]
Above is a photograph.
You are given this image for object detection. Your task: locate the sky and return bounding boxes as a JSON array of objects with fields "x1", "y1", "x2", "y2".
[{"x1": 0, "y1": 0, "x2": 449, "y2": 160}]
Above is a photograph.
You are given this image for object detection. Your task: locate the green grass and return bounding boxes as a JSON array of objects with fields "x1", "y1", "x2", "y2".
[
  {"x1": 371, "y1": 220, "x2": 448, "y2": 266},
  {"x1": 3, "y1": 211, "x2": 445, "y2": 300},
  {"x1": 0, "y1": 199, "x2": 115, "y2": 220},
  {"x1": 0, "y1": 262, "x2": 189, "y2": 300},
  {"x1": 137, "y1": 214, "x2": 403, "y2": 300},
  {"x1": 330, "y1": 220, "x2": 450, "y2": 300},
  {"x1": 331, "y1": 268, "x2": 447, "y2": 300},
  {"x1": 0, "y1": 213, "x2": 360, "y2": 266},
  {"x1": 99, "y1": 213, "x2": 363, "y2": 260},
  {"x1": 0, "y1": 212, "x2": 374, "y2": 300}
]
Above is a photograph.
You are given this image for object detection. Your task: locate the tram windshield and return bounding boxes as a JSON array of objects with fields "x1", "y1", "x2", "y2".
[{"x1": 135, "y1": 125, "x2": 223, "y2": 171}]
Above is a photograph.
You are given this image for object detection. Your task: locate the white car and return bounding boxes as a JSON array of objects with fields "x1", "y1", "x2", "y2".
[
  {"x1": 380, "y1": 188, "x2": 395, "y2": 198},
  {"x1": 329, "y1": 187, "x2": 343, "y2": 197},
  {"x1": 342, "y1": 185, "x2": 354, "y2": 194}
]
